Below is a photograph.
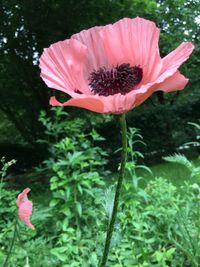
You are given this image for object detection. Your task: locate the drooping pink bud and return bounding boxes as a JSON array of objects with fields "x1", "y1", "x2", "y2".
[{"x1": 16, "y1": 188, "x2": 35, "y2": 230}]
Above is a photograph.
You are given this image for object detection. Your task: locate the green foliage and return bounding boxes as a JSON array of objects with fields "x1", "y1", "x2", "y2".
[
  {"x1": 186, "y1": 121, "x2": 200, "y2": 147},
  {"x1": 163, "y1": 121, "x2": 200, "y2": 179},
  {"x1": 2, "y1": 111, "x2": 200, "y2": 266},
  {"x1": 0, "y1": 157, "x2": 58, "y2": 267},
  {"x1": 126, "y1": 127, "x2": 152, "y2": 177},
  {"x1": 164, "y1": 153, "x2": 195, "y2": 172},
  {"x1": 37, "y1": 108, "x2": 108, "y2": 265},
  {"x1": 104, "y1": 176, "x2": 200, "y2": 266},
  {"x1": 0, "y1": 158, "x2": 17, "y2": 233},
  {"x1": 37, "y1": 109, "x2": 200, "y2": 266},
  {"x1": 164, "y1": 153, "x2": 200, "y2": 179},
  {"x1": 1, "y1": 234, "x2": 59, "y2": 267},
  {"x1": 0, "y1": 157, "x2": 17, "y2": 180}
]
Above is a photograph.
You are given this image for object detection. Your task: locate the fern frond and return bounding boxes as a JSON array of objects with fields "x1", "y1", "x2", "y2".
[
  {"x1": 163, "y1": 153, "x2": 194, "y2": 172},
  {"x1": 188, "y1": 122, "x2": 200, "y2": 131}
]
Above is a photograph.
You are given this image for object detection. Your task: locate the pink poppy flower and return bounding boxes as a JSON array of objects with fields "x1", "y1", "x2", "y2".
[
  {"x1": 16, "y1": 188, "x2": 35, "y2": 230},
  {"x1": 39, "y1": 17, "x2": 194, "y2": 114}
]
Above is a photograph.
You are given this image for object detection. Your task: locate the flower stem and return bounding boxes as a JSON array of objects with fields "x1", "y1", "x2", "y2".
[
  {"x1": 100, "y1": 113, "x2": 127, "y2": 267},
  {"x1": 2, "y1": 219, "x2": 17, "y2": 267}
]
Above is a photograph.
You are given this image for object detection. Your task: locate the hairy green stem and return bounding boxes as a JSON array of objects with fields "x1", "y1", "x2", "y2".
[
  {"x1": 2, "y1": 219, "x2": 17, "y2": 267},
  {"x1": 100, "y1": 113, "x2": 127, "y2": 267}
]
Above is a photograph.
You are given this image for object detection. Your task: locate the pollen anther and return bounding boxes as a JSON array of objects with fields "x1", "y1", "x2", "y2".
[{"x1": 88, "y1": 64, "x2": 143, "y2": 96}]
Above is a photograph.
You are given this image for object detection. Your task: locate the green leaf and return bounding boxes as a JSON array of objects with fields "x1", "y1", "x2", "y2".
[
  {"x1": 50, "y1": 247, "x2": 68, "y2": 262},
  {"x1": 76, "y1": 202, "x2": 82, "y2": 217}
]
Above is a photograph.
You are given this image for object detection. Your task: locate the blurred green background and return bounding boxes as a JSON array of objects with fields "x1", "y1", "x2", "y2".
[{"x1": 0, "y1": 0, "x2": 199, "y2": 172}]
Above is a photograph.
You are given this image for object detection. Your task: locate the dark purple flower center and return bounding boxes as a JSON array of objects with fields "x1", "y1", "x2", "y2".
[{"x1": 88, "y1": 63, "x2": 143, "y2": 96}]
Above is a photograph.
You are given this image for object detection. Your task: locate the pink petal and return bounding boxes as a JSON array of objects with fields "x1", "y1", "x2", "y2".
[
  {"x1": 157, "y1": 42, "x2": 194, "y2": 84},
  {"x1": 99, "y1": 17, "x2": 162, "y2": 83},
  {"x1": 131, "y1": 42, "x2": 194, "y2": 107},
  {"x1": 155, "y1": 71, "x2": 188, "y2": 92},
  {"x1": 133, "y1": 71, "x2": 188, "y2": 107},
  {"x1": 18, "y1": 201, "x2": 35, "y2": 230},
  {"x1": 101, "y1": 93, "x2": 137, "y2": 114},
  {"x1": 134, "y1": 84, "x2": 157, "y2": 107},
  {"x1": 16, "y1": 188, "x2": 35, "y2": 230},
  {"x1": 72, "y1": 26, "x2": 109, "y2": 72},
  {"x1": 50, "y1": 96, "x2": 104, "y2": 113},
  {"x1": 16, "y1": 188, "x2": 30, "y2": 208},
  {"x1": 50, "y1": 92, "x2": 136, "y2": 114},
  {"x1": 161, "y1": 42, "x2": 194, "y2": 74},
  {"x1": 39, "y1": 39, "x2": 91, "y2": 95}
]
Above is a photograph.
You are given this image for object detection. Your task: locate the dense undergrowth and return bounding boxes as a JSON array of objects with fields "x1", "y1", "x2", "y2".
[{"x1": 0, "y1": 108, "x2": 200, "y2": 267}]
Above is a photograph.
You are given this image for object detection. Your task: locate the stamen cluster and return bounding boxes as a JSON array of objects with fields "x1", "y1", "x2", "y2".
[{"x1": 89, "y1": 63, "x2": 143, "y2": 96}]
